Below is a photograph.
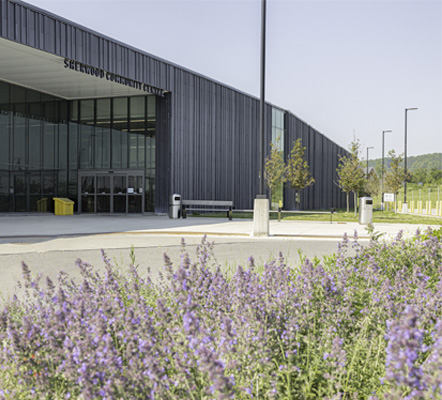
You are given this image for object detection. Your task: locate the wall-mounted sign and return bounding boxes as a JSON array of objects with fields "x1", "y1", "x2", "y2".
[
  {"x1": 63, "y1": 58, "x2": 166, "y2": 97},
  {"x1": 384, "y1": 193, "x2": 395, "y2": 202}
]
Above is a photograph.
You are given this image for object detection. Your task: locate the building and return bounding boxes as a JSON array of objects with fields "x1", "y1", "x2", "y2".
[{"x1": 0, "y1": 0, "x2": 347, "y2": 214}]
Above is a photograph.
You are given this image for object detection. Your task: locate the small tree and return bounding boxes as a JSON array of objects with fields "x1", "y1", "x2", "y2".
[
  {"x1": 384, "y1": 150, "x2": 408, "y2": 213},
  {"x1": 286, "y1": 138, "x2": 315, "y2": 210},
  {"x1": 264, "y1": 138, "x2": 286, "y2": 209},
  {"x1": 364, "y1": 171, "x2": 380, "y2": 198},
  {"x1": 336, "y1": 140, "x2": 366, "y2": 215}
]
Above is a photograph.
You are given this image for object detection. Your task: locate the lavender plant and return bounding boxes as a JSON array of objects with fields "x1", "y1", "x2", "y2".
[{"x1": 0, "y1": 230, "x2": 441, "y2": 399}]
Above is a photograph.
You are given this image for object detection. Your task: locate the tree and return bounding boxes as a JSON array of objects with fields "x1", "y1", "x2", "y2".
[
  {"x1": 429, "y1": 168, "x2": 442, "y2": 184},
  {"x1": 286, "y1": 138, "x2": 315, "y2": 210},
  {"x1": 365, "y1": 171, "x2": 380, "y2": 198},
  {"x1": 384, "y1": 150, "x2": 408, "y2": 213},
  {"x1": 264, "y1": 138, "x2": 286, "y2": 209},
  {"x1": 336, "y1": 140, "x2": 366, "y2": 215},
  {"x1": 410, "y1": 167, "x2": 427, "y2": 184}
]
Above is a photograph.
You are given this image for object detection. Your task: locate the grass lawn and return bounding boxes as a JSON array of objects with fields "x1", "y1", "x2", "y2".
[{"x1": 189, "y1": 209, "x2": 442, "y2": 225}]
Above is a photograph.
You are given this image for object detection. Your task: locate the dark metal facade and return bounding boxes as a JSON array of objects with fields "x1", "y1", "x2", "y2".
[{"x1": 1, "y1": 0, "x2": 348, "y2": 212}]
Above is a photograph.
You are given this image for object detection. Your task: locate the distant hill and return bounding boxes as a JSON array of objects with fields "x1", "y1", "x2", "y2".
[{"x1": 369, "y1": 152, "x2": 442, "y2": 173}]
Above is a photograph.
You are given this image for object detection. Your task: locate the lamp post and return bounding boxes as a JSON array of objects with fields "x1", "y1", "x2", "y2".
[
  {"x1": 258, "y1": 0, "x2": 266, "y2": 196},
  {"x1": 404, "y1": 107, "x2": 418, "y2": 212},
  {"x1": 253, "y1": 0, "x2": 269, "y2": 236},
  {"x1": 381, "y1": 130, "x2": 392, "y2": 211},
  {"x1": 366, "y1": 146, "x2": 374, "y2": 181}
]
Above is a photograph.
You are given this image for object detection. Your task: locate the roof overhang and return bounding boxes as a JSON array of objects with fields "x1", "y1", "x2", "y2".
[{"x1": 0, "y1": 38, "x2": 163, "y2": 99}]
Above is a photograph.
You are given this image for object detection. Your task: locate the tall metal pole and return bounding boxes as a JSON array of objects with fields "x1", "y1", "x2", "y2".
[
  {"x1": 252, "y1": 0, "x2": 269, "y2": 236},
  {"x1": 366, "y1": 146, "x2": 374, "y2": 181},
  {"x1": 404, "y1": 109, "x2": 408, "y2": 204},
  {"x1": 382, "y1": 130, "x2": 392, "y2": 209},
  {"x1": 404, "y1": 108, "x2": 417, "y2": 206},
  {"x1": 259, "y1": 0, "x2": 266, "y2": 195}
]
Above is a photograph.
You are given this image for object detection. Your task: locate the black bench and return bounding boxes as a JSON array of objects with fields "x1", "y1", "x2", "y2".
[{"x1": 181, "y1": 200, "x2": 234, "y2": 220}]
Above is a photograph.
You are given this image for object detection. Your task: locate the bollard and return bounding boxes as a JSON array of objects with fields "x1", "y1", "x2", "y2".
[
  {"x1": 418, "y1": 201, "x2": 423, "y2": 214},
  {"x1": 398, "y1": 201, "x2": 402, "y2": 213},
  {"x1": 410, "y1": 201, "x2": 415, "y2": 214}
]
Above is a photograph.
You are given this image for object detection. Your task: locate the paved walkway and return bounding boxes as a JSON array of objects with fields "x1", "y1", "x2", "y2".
[
  {"x1": 0, "y1": 214, "x2": 440, "y2": 302},
  {"x1": 0, "y1": 214, "x2": 439, "y2": 241}
]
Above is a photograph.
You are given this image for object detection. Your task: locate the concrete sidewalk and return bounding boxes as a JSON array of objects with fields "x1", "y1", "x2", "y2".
[
  {"x1": 0, "y1": 214, "x2": 440, "y2": 302},
  {"x1": 0, "y1": 214, "x2": 440, "y2": 240}
]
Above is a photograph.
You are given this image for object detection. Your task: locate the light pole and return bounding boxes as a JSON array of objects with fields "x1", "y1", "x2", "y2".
[
  {"x1": 381, "y1": 130, "x2": 392, "y2": 210},
  {"x1": 404, "y1": 107, "x2": 418, "y2": 212},
  {"x1": 366, "y1": 146, "x2": 374, "y2": 181},
  {"x1": 253, "y1": 0, "x2": 269, "y2": 236}
]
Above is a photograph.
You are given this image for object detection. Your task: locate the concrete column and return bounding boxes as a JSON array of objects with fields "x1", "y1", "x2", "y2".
[{"x1": 252, "y1": 197, "x2": 269, "y2": 236}]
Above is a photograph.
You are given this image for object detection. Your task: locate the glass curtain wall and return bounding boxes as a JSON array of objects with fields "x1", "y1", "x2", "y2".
[
  {"x1": 0, "y1": 80, "x2": 156, "y2": 213},
  {"x1": 271, "y1": 107, "x2": 285, "y2": 209}
]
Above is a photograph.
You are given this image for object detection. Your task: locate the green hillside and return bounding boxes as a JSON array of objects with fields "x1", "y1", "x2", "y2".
[
  {"x1": 368, "y1": 152, "x2": 442, "y2": 184},
  {"x1": 369, "y1": 152, "x2": 442, "y2": 172}
]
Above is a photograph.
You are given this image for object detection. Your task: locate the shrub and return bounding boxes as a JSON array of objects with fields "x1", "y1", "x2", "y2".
[{"x1": 1, "y1": 232, "x2": 442, "y2": 399}]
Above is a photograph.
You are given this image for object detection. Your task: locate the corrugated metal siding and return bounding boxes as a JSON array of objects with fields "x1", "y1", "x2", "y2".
[
  {"x1": 284, "y1": 112, "x2": 349, "y2": 210},
  {"x1": 1, "y1": 0, "x2": 349, "y2": 211}
]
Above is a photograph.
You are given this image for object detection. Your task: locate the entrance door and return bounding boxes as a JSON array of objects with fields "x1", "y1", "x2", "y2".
[
  {"x1": 96, "y1": 175, "x2": 111, "y2": 213},
  {"x1": 78, "y1": 170, "x2": 144, "y2": 214}
]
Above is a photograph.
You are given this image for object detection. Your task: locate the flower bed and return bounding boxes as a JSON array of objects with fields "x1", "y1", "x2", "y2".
[{"x1": 1, "y1": 229, "x2": 442, "y2": 399}]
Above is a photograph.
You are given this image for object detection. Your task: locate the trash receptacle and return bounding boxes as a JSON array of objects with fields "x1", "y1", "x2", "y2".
[
  {"x1": 37, "y1": 198, "x2": 48, "y2": 212},
  {"x1": 53, "y1": 198, "x2": 74, "y2": 216},
  {"x1": 359, "y1": 197, "x2": 373, "y2": 225},
  {"x1": 169, "y1": 194, "x2": 181, "y2": 219}
]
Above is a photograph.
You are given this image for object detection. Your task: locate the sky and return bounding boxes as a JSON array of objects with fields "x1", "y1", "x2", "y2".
[{"x1": 24, "y1": 0, "x2": 442, "y2": 161}]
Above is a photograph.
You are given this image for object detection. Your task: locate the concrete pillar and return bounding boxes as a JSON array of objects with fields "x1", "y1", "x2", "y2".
[
  {"x1": 252, "y1": 197, "x2": 269, "y2": 236},
  {"x1": 402, "y1": 202, "x2": 408, "y2": 214}
]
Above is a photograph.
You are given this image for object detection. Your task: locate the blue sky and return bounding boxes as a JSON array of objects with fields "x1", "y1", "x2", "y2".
[{"x1": 25, "y1": 0, "x2": 442, "y2": 161}]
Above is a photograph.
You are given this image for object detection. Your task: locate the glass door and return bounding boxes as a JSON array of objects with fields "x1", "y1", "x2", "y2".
[
  {"x1": 96, "y1": 175, "x2": 111, "y2": 213},
  {"x1": 81, "y1": 175, "x2": 95, "y2": 213},
  {"x1": 113, "y1": 175, "x2": 127, "y2": 213},
  {"x1": 128, "y1": 175, "x2": 143, "y2": 213},
  {"x1": 13, "y1": 174, "x2": 27, "y2": 212},
  {"x1": 78, "y1": 170, "x2": 144, "y2": 214}
]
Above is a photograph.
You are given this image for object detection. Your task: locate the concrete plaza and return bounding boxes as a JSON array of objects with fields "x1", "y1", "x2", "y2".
[{"x1": 0, "y1": 214, "x2": 440, "y2": 301}]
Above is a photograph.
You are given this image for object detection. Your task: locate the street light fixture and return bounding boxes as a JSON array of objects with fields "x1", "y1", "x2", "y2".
[
  {"x1": 404, "y1": 107, "x2": 418, "y2": 211},
  {"x1": 366, "y1": 146, "x2": 374, "y2": 181},
  {"x1": 382, "y1": 130, "x2": 392, "y2": 210}
]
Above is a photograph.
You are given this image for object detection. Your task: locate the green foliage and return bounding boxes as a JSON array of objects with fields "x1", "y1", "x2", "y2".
[
  {"x1": 264, "y1": 138, "x2": 286, "y2": 205},
  {"x1": 384, "y1": 150, "x2": 409, "y2": 198},
  {"x1": 410, "y1": 167, "x2": 428, "y2": 184},
  {"x1": 336, "y1": 140, "x2": 366, "y2": 214},
  {"x1": 369, "y1": 153, "x2": 442, "y2": 185},
  {"x1": 369, "y1": 152, "x2": 441, "y2": 172},
  {"x1": 3, "y1": 233, "x2": 442, "y2": 399},
  {"x1": 286, "y1": 138, "x2": 315, "y2": 208},
  {"x1": 364, "y1": 171, "x2": 380, "y2": 197}
]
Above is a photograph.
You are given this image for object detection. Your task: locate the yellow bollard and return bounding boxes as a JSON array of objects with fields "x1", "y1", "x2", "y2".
[
  {"x1": 410, "y1": 201, "x2": 415, "y2": 214},
  {"x1": 398, "y1": 201, "x2": 402, "y2": 213},
  {"x1": 425, "y1": 201, "x2": 430, "y2": 215},
  {"x1": 418, "y1": 201, "x2": 423, "y2": 214},
  {"x1": 438, "y1": 201, "x2": 442, "y2": 217},
  {"x1": 428, "y1": 201, "x2": 432, "y2": 216}
]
